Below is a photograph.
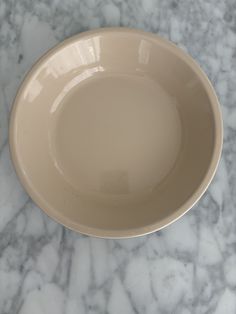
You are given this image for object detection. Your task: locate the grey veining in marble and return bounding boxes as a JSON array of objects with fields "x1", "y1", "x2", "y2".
[{"x1": 1, "y1": 0, "x2": 236, "y2": 313}]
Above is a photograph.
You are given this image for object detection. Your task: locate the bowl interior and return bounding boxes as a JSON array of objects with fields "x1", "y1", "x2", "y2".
[{"x1": 10, "y1": 29, "x2": 221, "y2": 237}]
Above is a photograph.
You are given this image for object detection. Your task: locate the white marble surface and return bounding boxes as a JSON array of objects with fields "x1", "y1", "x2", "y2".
[{"x1": 0, "y1": 0, "x2": 236, "y2": 313}]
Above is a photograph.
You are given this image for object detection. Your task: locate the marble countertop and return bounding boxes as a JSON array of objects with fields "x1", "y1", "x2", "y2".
[{"x1": 0, "y1": 0, "x2": 236, "y2": 313}]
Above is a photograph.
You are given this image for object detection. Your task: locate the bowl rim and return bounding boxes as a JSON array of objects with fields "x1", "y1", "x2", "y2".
[{"x1": 9, "y1": 27, "x2": 223, "y2": 238}]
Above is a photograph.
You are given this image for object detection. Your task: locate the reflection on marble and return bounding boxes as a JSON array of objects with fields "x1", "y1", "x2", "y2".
[{"x1": 0, "y1": 0, "x2": 236, "y2": 313}]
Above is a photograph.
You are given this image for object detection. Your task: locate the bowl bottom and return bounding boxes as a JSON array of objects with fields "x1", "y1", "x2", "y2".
[{"x1": 50, "y1": 73, "x2": 182, "y2": 199}]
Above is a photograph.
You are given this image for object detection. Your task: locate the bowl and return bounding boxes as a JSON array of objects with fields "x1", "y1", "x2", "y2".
[{"x1": 9, "y1": 28, "x2": 223, "y2": 238}]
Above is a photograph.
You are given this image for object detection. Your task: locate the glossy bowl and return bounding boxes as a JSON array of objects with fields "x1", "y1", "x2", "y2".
[{"x1": 9, "y1": 28, "x2": 223, "y2": 238}]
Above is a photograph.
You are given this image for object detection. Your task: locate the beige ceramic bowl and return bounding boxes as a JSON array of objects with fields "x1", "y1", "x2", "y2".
[{"x1": 9, "y1": 28, "x2": 222, "y2": 238}]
